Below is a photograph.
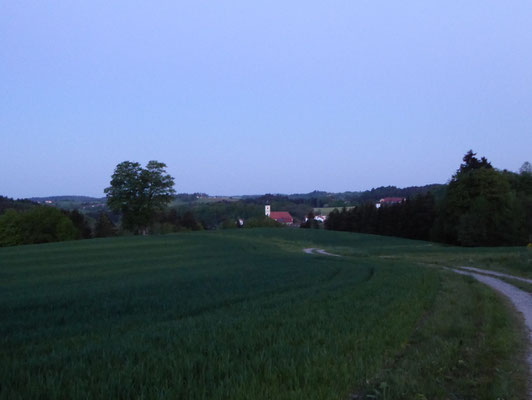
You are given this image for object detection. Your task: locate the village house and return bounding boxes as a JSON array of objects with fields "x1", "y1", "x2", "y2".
[{"x1": 265, "y1": 205, "x2": 294, "y2": 225}]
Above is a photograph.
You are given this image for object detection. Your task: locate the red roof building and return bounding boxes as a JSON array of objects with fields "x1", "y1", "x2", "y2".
[{"x1": 269, "y1": 211, "x2": 294, "y2": 225}]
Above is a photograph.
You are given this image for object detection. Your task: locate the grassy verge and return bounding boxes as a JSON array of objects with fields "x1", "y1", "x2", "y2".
[
  {"x1": 354, "y1": 270, "x2": 528, "y2": 399},
  {"x1": 401, "y1": 246, "x2": 532, "y2": 279},
  {"x1": 498, "y1": 277, "x2": 532, "y2": 294}
]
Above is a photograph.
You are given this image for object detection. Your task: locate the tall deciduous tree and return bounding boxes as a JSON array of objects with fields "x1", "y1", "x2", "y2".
[{"x1": 104, "y1": 161, "x2": 175, "y2": 234}]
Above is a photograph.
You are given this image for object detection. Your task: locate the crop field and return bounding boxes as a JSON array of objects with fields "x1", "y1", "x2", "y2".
[{"x1": 0, "y1": 229, "x2": 529, "y2": 399}]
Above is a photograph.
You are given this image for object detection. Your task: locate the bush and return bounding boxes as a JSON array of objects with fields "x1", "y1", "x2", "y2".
[
  {"x1": 0, "y1": 207, "x2": 79, "y2": 247},
  {"x1": 93, "y1": 212, "x2": 118, "y2": 238},
  {"x1": 243, "y1": 216, "x2": 282, "y2": 228}
]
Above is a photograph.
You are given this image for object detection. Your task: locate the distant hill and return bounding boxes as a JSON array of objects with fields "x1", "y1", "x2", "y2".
[
  {"x1": 357, "y1": 184, "x2": 446, "y2": 204},
  {"x1": 20, "y1": 184, "x2": 446, "y2": 213},
  {"x1": 28, "y1": 196, "x2": 107, "y2": 211},
  {"x1": 239, "y1": 184, "x2": 444, "y2": 207},
  {"x1": 0, "y1": 196, "x2": 38, "y2": 214},
  {"x1": 30, "y1": 196, "x2": 105, "y2": 203}
]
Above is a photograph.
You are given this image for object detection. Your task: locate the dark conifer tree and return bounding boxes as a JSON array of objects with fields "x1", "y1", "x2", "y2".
[
  {"x1": 67, "y1": 210, "x2": 92, "y2": 239},
  {"x1": 94, "y1": 212, "x2": 117, "y2": 238}
]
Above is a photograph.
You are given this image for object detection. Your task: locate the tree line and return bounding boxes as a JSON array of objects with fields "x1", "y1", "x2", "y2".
[
  {"x1": 325, "y1": 193, "x2": 436, "y2": 240},
  {"x1": 0, "y1": 207, "x2": 119, "y2": 246},
  {"x1": 103, "y1": 160, "x2": 283, "y2": 232},
  {"x1": 0, "y1": 161, "x2": 194, "y2": 246},
  {"x1": 2, "y1": 153, "x2": 530, "y2": 247},
  {"x1": 0, "y1": 157, "x2": 269, "y2": 246},
  {"x1": 325, "y1": 151, "x2": 532, "y2": 246},
  {"x1": 0, "y1": 201, "x2": 209, "y2": 247}
]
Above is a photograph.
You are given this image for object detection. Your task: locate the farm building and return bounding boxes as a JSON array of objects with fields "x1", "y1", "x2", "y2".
[
  {"x1": 265, "y1": 205, "x2": 294, "y2": 225},
  {"x1": 375, "y1": 197, "x2": 406, "y2": 208},
  {"x1": 304, "y1": 215, "x2": 327, "y2": 223}
]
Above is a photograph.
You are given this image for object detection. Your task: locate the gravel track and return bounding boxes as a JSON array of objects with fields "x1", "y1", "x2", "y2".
[{"x1": 457, "y1": 266, "x2": 532, "y2": 284}]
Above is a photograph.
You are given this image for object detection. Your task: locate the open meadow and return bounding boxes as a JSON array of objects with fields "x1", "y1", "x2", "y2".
[{"x1": 0, "y1": 229, "x2": 529, "y2": 399}]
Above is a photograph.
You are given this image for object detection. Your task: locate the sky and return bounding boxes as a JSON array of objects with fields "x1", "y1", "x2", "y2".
[{"x1": 1, "y1": 1, "x2": 531, "y2": 198}]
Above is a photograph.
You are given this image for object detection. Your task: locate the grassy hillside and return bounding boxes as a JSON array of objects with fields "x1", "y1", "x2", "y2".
[{"x1": 0, "y1": 229, "x2": 528, "y2": 399}]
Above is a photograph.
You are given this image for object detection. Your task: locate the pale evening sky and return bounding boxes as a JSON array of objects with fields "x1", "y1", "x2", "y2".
[{"x1": 1, "y1": 1, "x2": 531, "y2": 198}]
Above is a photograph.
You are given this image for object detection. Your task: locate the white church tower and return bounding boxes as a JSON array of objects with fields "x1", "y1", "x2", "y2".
[{"x1": 265, "y1": 205, "x2": 271, "y2": 217}]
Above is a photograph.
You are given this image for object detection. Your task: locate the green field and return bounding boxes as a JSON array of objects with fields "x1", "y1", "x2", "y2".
[
  {"x1": 313, "y1": 207, "x2": 355, "y2": 216},
  {"x1": 0, "y1": 229, "x2": 529, "y2": 399}
]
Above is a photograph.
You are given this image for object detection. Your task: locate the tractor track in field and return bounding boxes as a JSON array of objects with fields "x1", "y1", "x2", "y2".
[
  {"x1": 449, "y1": 266, "x2": 532, "y2": 399},
  {"x1": 303, "y1": 248, "x2": 341, "y2": 257}
]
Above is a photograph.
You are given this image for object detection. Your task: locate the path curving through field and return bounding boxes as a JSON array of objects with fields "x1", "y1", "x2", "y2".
[
  {"x1": 451, "y1": 268, "x2": 532, "y2": 399},
  {"x1": 457, "y1": 266, "x2": 532, "y2": 284},
  {"x1": 303, "y1": 248, "x2": 341, "y2": 257},
  {"x1": 302, "y1": 249, "x2": 532, "y2": 396}
]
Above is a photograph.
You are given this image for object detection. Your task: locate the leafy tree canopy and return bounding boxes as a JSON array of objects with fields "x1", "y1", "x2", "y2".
[
  {"x1": 104, "y1": 161, "x2": 175, "y2": 234},
  {"x1": 0, "y1": 207, "x2": 79, "y2": 247}
]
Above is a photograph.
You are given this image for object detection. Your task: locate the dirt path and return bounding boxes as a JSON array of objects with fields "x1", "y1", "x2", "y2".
[
  {"x1": 451, "y1": 268, "x2": 532, "y2": 399},
  {"x1": 303, "y1": 248, "x2": 341, "y2": 257},
  {"x1": 303, "y1": 250, "x2": 531, "y2": 395},
  {"x1": 457, "y1": 266, "x2": 532, "y2": 284}
]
